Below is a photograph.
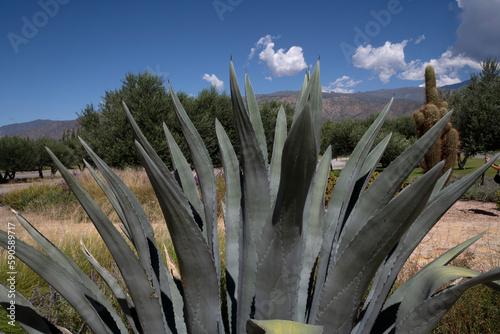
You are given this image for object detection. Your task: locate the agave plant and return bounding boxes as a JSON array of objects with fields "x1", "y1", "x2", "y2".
[{"x1": 1, "y1": 60, "x2": 500, "y2": 334}]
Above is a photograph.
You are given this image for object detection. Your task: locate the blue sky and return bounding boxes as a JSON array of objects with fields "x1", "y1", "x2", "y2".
[{"x1": 1, "y1": 0, "x2": 499, "y2": 127}]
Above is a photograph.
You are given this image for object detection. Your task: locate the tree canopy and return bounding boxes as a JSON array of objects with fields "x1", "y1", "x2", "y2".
[{"x1": 446, "y1": 58, "x2": 500, "y2": 168}]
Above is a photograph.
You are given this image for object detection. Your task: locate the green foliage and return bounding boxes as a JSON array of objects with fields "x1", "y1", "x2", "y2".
[
  {"x1": 413, "y1": 65, "x2": 459, "y2": 179},
  {"x1": 446, "y1": 57, "x2": 500, "y2": 169},
  {"x1": 0, "y1": 183, "x2": 76, "y2": 212},
  {"x1": 2, "y1": 61, "x2": 500, "y2": 334},
  {"x1": 321, "y1": 114, "x2": 415, "y2": 167},
  {"x1": 0, "y1": 136, "x2": 77, "y2": 182}
]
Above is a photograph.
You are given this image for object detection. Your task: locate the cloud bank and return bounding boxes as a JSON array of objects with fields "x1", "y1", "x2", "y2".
[
  {"x1": 202, "y1": 74, "x2": 224, "y2": 90},
  {"x1": 249, "y1": 35, "x2": 308, "y2": 77}
]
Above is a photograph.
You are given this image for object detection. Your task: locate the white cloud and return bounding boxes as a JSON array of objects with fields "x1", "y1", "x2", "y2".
[
  {"x1": 202, "y1": 73, "x2": 224, "y2": 90},
  {"x1": 249, "y1": 35, "x2": 308, "y2": 77},
  {"x1": 352, "y1": 41, "x2": 408, "y2": 83},
  {"x1": 399, "y1": 50, "x2": 481, "y2": 86},
  {"x1": 452, "y1": 0, "x2": 500, "y2": 61},
  {"x1": 415, "y1": 35, "x2": 425, "y2": 45},
  {"x1": 265, "y1": 76, "x2": 272, "y2": 81},
  {"x1": 322, "y1": 75, "x2": 361, "y2": 93}
]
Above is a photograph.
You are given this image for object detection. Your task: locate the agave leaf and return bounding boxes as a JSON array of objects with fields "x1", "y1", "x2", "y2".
[
  {"x1": 80, "y1": 240, "x2": 140, "y2": 334},
  {"x1": 355, "y1": 155, "x2": 498, "y2": 333},
  {"x1": 45, "y1": 146, "x2": 168, "y2": 333},
  {"x1": 245, "y1": 73, "x2": 268, "y2": 164},
  {"x1": 294, "y1": 70, "x2": 310, "y2": 119},
  {"x1": 164, "y1": 123, "x2": 206, "y2": 236},
  {"x1": 309, "y1": 98, "x2": 393, "y2": 322},
  {"x1": 168, "y1": 82, "x2": 220, "y2": 273},
  {"x1": 162, "y1": 244, "x2": 188, "y2": 334},
  {"x1": 255, "y1": 102, "x2": 317, "y2": 320},
  {"x1": 346, "y1": 111, "x2": 454, "y2": 240},
  {"x1": 0, "y1": 282, "x2": 66, "y2": 334},
  {"x1": 0, "y1": 231, "x2": 119, "y2": 334},
  {"x1": 83, "y1": 159, "x2": 130, "y2": 240},
  {"x1": 11, "y1": 211, "x2": 129, "y2": 334},
  {"x1": 295, "y1": 146, "x2": 331, "y2": 323},
  {"x1": 342, "y1": 133, "x2": 392, "y2": 222},
  {"x1": 269, "y1": 105, "x2": 287, "y2": 203},
  {"x1": 79, "y1": 138, "x2": 180, "y2": 333},
  {"x1": 216, "y1": 119, "x2": 242, "y2": 333},
  {"x1": 314, "y1": 162, "x2": 445, "y2": 333},
  {"x1": 135, "y1": 140, "x2": 222, "y2": 333},
  {"x1": 292, "y1": 60, "x2": 321, "y2": 157},
  {"x1": 385, "y1": 232, "x2": 486, "y2": 309},
  {"x1": 230, "y1": 60, "x2": 271, "y2": 333},
  {"x1": 247, "y1": 319, "x2": 323, "y2": 334},
  {"x1": 395, "y1": 267, "x2": 500, "y2": 334}
]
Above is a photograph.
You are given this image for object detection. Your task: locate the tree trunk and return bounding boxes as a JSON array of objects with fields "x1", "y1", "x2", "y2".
[
  {"x1": 457, "y1": 152, "x2": 468, "y2": 170},
  {"x1": 38, "y1": 166, "x2": 44, "y2": 178}
]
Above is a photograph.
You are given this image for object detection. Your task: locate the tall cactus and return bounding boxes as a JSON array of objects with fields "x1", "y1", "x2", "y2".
[{"x1": 413, "y1": 65, "x2": 459, "y2": 179}]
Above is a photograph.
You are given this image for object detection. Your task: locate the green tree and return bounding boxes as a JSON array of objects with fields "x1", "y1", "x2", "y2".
[
  {"x1": 447, "y1": 58, "x2": 500, "y2": 169},
  {"x1": 78, "y1": 72, "x2": 173, "y2": 167},
  {"x1": 0, "y1": 136, "x2": 36, "y2": 182}
]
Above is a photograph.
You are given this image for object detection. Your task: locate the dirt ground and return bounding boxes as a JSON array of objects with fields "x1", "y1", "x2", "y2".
[{"x1": 1, "y1": 178, "x2": 499, "y2": 271}]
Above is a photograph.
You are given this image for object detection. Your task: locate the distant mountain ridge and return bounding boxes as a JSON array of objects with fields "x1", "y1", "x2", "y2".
[
  {"x1": 0, "y1": 119, "x2": 78, "y2": 140},
  {"x1": 0, "y1": 81, "x2": 468, "y2": 139}
]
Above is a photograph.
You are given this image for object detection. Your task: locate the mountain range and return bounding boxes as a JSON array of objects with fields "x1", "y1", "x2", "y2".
[{"x1": 0, "y1": 82, "x2": 466, "y2": 140}]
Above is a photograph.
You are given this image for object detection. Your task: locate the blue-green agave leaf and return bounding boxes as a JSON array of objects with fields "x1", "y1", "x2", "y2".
[
  {"x1": 395, "y1": 267, "x2": 500, "y2": 334},
  {"x1": 230, "y1": 60, "x2": 271, "y2": 333},
  {"x1": 355, "y1": 155, "x2": 497, "y2": 333},
  {"x1": 45, "y1": 146, "x2": 168, "y2": 333},
  {"x1": 269, "y1": 105, "x2": 287, "y2": 203},
  {"x1": 295, "y1": 146, "x2": 331, "y2": 323},
  {"x1": 247, "y1": 319, "x2": 323, "y2": 334},
  {"x1": 168, "y1": 82, "x2": 219, "y2": 273},
  {"x1": 0, "y1": 282, "x2": 67, "y2": 334},
  {"x1": 135, "y1": 140, "x2": 222, "y2": 333},
  {"x1": 162, "y1": 244, "x2": 188, "y2": 334},
  {"x1": 292, "y1": 60, "x2": 321, "y2": 157},
  {"x1": 80, "y1": 240, "x2": 140, "y2": 334},
  {"x1": 294, "y1": 70, "x2": 309, "y2": 119},
  {"x1": 164, "y1": 123, "x2": 206, "y2": 237},
  {"x1": 12, "y1": 211, "x2": 129, "y2": 333},
  {"x1": 0, "y1": 231, "x2": 119, "y2": 334},
  {"x1": 255, "y1": 102, "x2": 317, "y2": 320},
  {"x1": 83, "y1": 160, "x2": 131, "y2": 242},
  {"x1": 314, "y1": 162, "x2": 445, "y2": 333},
  {"x1": 216, "y1": 119, "x2": 242, "y2": 333},
  {"x1": 309, "y1": 98, "x2": 393, "y2": 322},
  {"x1": 385, "y1": 232, "x2": 486, "y2": 310},
  {"x1": 79, "y1": 138, "x2": 179, "y2": 333},
  {"x1": 245, "y1": 73, "x2": 268, "y2": 164}
]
